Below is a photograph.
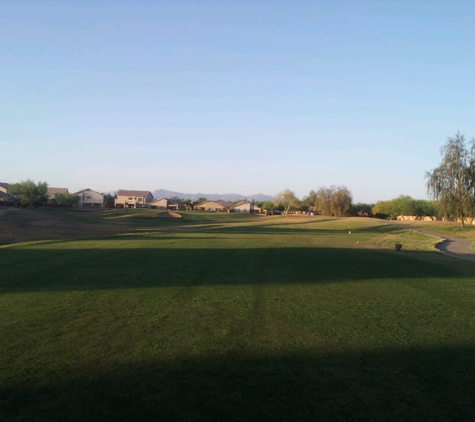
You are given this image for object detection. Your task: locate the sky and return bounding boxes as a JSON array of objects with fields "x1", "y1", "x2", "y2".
[{"x1": 1, "y1": 0, "x2": 475, "y2": 203}]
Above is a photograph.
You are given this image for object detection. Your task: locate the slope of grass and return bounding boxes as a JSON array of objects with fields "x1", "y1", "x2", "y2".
[
  {"x1": 1, "y1": 214, "x2": 475, "y2": 421},
  {"x1": 397, "y1": 219, "x2": 475, "y2": 240}
]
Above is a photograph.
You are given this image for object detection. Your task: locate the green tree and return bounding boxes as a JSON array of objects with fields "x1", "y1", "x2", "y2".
[
  {"x1": 348, "y1": 202, "x2": 374, "y2": 217},
  {"x1": 372, "y1": 200, "x2": 394, "y2": 219},
  {"x1": 308, "y1": 185, "x2": 352, "y2": 216},
  {"x1": 54, "y1": 192, "x2": 80, "y2": 207},
  {"x1": 102, "y1": 192, "x2": 116, "y2": 208},
  {"x1": 426, "y1": 132, "x2": 475, "y2": 226},
  {"x1": 274, "y1": 189, "x2": 299, "y2": 216},
  {"x1": 313, "y1": 187, "x2": 334, "y2": 216},
  {"x1": 418, "y1": 200, "x2": 438, "y2": 219},
  {"x1": 393, "y1": 195, "x2": 415, "y2": 219},
  {"x1": 10, "y1": 179, "x2": 48, "y2": 208},
  {"x1": 261, "y1": 200, "x2": 275, "y2": 212},
  {"x1": 332, "y1": 186, "x2": 352, "y2": 216}
]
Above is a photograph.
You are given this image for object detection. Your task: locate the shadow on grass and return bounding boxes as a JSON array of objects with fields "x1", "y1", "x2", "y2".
[
  {"x1": 2, "y1": 345, "x2": 475, "y2": 421},
  {"x1": 0, "y1": 245, "x2": 469, "y2": 293}
]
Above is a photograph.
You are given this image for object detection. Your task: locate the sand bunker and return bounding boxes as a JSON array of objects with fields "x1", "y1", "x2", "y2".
[{"x1": 157, "y1": 211, "x2": 182, "y2": 218}]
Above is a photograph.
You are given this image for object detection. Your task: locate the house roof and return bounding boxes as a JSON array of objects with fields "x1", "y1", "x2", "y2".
[
  {"x1": 151, "y1": 198, "x2": 184, "y2": 206},
  {"x1": 74, "y1": 188, "x2": 103, "y2": 196},
  {"x1": 117, "y1": 190, "x2": 153, "y2": 197},
  {"x1": 47, "y1": 187, "x2": 68, "y2": 195},
  {"x1": 233, "y1": 200, "x2": 250, "y2": 207},
  {"x1": 0, "y1": 191, "x2": 9, "y2": 200},
  {"x1": 216, "y1": 200, "x2": 232, "y2": 208},
  {"x1": 0, "y1": 182, "x2": 9, "y2": 191},
  {"x1": 196, "y1": 199, "x2": 232, "y2": 208}
]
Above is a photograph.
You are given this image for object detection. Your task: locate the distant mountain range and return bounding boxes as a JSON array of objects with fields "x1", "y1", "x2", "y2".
[{"x1": 152, "y1": 189, "x2": 274, "y2": 202}]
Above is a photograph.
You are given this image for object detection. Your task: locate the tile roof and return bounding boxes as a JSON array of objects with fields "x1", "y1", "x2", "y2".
[
  {"x1": 233, "y1": 200, "x2": 250, "y2": 207},
  {"x1": 118, "y1": 190, "x2": 153, "y2": 198},
  {"x1": 74, "y1": 188, "x2": 103, "y2": 195},
  {"x1": 47, "y1": 187, "x2": 69, "y2": 195},
  {"x1": 216, "y1": 200, "x2": 232, "y2": 208},
  {"x1": 196, "y1": 200, "x2": 232, "y2": 208}
]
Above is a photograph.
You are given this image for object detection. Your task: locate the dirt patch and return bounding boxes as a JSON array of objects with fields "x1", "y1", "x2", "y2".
[
  {"x1": 29, "y1": 219, "x2": 74, "y2": 227},
  {"x1": 0, "y1": 208, "x2": 86, "y2": 245},
  {"x1": 157, "y1": 211, "x2": 182, "y2": 218}
]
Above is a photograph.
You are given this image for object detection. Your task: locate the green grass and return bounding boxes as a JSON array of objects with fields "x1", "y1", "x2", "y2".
[
  {"x1": 397, "y1": 218, "x2": 475, "y2": 240},
  {"x1": 2, "y1": 212, "x2": 475, "y2": 421}
]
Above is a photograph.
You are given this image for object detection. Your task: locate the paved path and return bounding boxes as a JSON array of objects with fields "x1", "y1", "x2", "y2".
[{"x1": 394, "y1": 223, "x2": 475, "y2": 262}]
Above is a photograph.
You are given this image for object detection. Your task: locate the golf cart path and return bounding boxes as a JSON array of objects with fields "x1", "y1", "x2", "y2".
[{"x1": 394, "y1": 223, "x2": 475, "y2": 262}]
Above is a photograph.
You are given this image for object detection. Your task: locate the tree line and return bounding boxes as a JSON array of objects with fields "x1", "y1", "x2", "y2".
[
  {"x1": 10, "y1": 132, "x2": 475, "y2": 225},
  {"x1": 270, "y1": 186, "x2": 354, "y2": 216}
]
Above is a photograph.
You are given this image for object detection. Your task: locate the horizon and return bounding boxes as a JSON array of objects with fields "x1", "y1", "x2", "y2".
[{"x1": 2, "y1": 1, "x2": 475, "y2": 203}]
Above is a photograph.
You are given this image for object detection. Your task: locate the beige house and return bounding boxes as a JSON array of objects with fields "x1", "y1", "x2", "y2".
[
  {"x1": 46, "y1": 187, "x2": 69, "y2": 200},
  {"x1": 232, "y1": 201, "x2": 261, "y2": 214},
  {"x1": 151, "y1": 198, "x2": 185, "y2": 210},
  {"x1": 115, "y1": 190, "x2": 154, "y2": 208},
  {"x1": 75, "y1": 188, "x2": 104, "y2": 208},
  {"x1": 195, "y1": 200, "x2": 232, "y2": 212},
  {"x1": 0, "y1": 183, "x2": 9, "y2": 194}
]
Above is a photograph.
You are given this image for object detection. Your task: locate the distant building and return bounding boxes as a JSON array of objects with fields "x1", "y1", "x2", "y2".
[
  {"x1": 75, "y1": 188, "x2": 104, "y2": 208},
  {"x1": 46, "y1": 187, "x2": 69, "y2": 200},
  {"x1": 195, "y1": 200, "x2": 232, "y2": 212},
  {"x1": 115, "y1": 190, "x2": 154, "y2": 208},
  {"x1": 0, "y1": 183, "x2": 10, "y2": 194},
  {"x1": 232, "y1": 201, "x2": 261, "y2": 214},
  {"x1": 150, "y1": 198, "x2": 185, "y2": 210}
]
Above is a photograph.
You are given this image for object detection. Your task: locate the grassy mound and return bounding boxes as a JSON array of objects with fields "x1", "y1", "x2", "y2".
[{"x1": 157, "y1": 210, "x2": 182, "y2": 218}]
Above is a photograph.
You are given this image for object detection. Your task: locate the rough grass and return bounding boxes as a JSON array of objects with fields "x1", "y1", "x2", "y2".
[
  {"x1": 1, "y1": 211, "x2": 475, "y2": 421},
  {"x1": 396, "y1": 219, "x2": 475, "y2": 240}
]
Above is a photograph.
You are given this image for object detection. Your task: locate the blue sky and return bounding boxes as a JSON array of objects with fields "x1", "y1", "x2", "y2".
[{"x1": 2, "y1": 1, "x2": 475, "y2": 203}]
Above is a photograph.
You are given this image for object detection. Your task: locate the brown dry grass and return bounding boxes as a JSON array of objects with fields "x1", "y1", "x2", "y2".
[{"x1": 0, "y1": 208, "x2": 117, "y2": 245}]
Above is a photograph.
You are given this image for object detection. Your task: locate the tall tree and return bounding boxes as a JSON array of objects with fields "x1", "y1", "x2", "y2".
[
  {"x1": 54, "y1": 192, "x2": 80, "y2": 207},
  {"x1": 274, "y1": 189, "x2": 299, "y2": 215},
  {"x1": 309, "y1": 185, "x2": 352, "y2": 216},
  {"x1": 260, "y1": 200, "x2": 275, "y2": 212},
  {"x1": 426, "y1": 132, "x2": 475, "y2": 226},
  {"x1": 332, "y1": 186, "x2": 352, "y2": 216},
  {"x1": 102, "y1": 192, "x2": 116, "y2": 208},
  {"x1": 10, "y1": 179, "x2": 48, "y2": 208}
]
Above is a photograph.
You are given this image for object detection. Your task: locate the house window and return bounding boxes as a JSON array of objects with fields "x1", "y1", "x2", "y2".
[{"x1": 129, "y1": 197, "x2": 133, "y2": 200}]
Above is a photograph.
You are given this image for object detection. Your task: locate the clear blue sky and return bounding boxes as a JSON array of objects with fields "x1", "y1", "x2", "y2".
[{"x1": 2, "y1": 1, "x2": 475, "y2": 203}]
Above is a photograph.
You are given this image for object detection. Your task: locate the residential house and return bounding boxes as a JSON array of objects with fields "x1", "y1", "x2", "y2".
[
  {"x1": 232, "y1": 200, "x2": 261, "y2": 214},
  {"x1": 75, "y1": 188, "x2": 104, "y2": 208},
  {"x1": 195, "y1": 200, "x2": 232, "y2": 212},
  {"x1": 115, "y1": 190, "x2": 154, "y2": 208},
  {"x1": 0, "y1": 191, "x2": 14, "y2": 202},
  {"x1": 0, "y1": 182, "x2": 9, "y2": 194},
  {"x1": 0, "y1": 183, "x2": 20, "y2": 204},
  {"x1": 46, "y1": 187, "x2": 69, "y2": 201},
  {"x1": 150, "y1": 198, "x2": 185, "y2": 210}
]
